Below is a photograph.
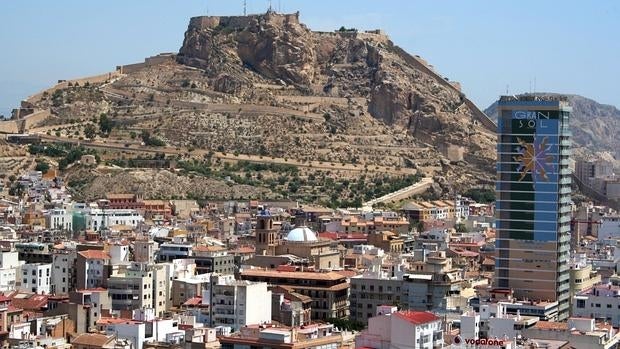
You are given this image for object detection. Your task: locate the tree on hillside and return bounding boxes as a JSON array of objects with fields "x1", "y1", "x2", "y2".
[
  {"x1": 84, "y1": 124, "x2": 97, "y2": 139},
  {"x1": 35, "y1": 159, "x2": 50, "y2": 173},
  {"x1": 98, "y1": 113, "x2": 114, "y2": 135}
]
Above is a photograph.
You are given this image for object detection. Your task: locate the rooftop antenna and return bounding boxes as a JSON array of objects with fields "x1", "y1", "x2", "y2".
[
  {"x1": 534, "y1": 77, "x2": 537, "y2": 93},
  {"x1": 243, "y1": 0, "x2": 247, "y2": 16},
  {"x1": 506, "y1": 84, "x2": 509, "y2": 95}
]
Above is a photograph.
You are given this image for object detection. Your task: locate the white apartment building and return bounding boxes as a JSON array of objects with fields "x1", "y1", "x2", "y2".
[
  {"x1": 19, "y1": 263, "x2": 52, "y2": 294},
  {"x1": 47, "y1": 208, "x2": 73, "y2": 231},
  {"x1": 598, "y1": 215, "x2": 620, "y2": 241},
  {"x1": 87, "y1": 208, "x2": 144, "y2": 230},
  {"x1": 460, "y1": 303, "x2": 538, "y2": 340},
  {"x1": 0, "y1": 251, "x2": 23, "y2": 292},
  {"x1": 51, "y1": 248, "x2": 77, "y2": 295},
  {"x1": 109, "y1": 243, "x2": 130, "y2": 264},
  {"x1": 98, "y1": 309, "x2": 182, "y2": 349},
  {"x1": 158, "y1": 241, "x2": 193, "y2": 262},
  {"x1": 356, "y1": 306, "x2": 443, "y2": 349},
  {"x1": 573, "y1": 283, "x2": 620, "y2": 326},
  {"x1": 98, "y1": 318, "x2": 146, "y2": 349},
  {"x1": 77, "y1": 250, "x2": 110, "y2": 289},
  {"x1": 522, "y1": 317, "x2": 620, "y2": 349},
  {"x1": 202, "y1": 275, "x2": 272, "y2": 330}
]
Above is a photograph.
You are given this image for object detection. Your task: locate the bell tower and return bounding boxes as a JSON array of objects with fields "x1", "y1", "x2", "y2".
[{"x1": 255, "y1": 212, "x2": 278, "y2": 256}]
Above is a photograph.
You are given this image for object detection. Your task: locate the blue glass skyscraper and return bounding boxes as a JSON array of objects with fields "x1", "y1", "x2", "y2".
[{"x1": 495, "y1": 95, "x2": 571, "y2": 320}]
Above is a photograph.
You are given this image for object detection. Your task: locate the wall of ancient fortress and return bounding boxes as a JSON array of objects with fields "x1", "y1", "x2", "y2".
[
  {"x1": 117, "y1": 53, "x2": 176, "y2": 74},
  {"x1": 188, "y1": 12, "x2": 300, "y2": 30},
  {"x1": 0, "y1": 120, "x2": 19, "y2": 134},
  {"x1": 24, "y1": 72, "x2": 119, "y2": 105},
  {"x1": 391, "y1": 45, "x2": 497, "y2": 131},
  {"x1": 20, "y1": 109, "x2": 51, "y2": 131},
  {"x1": 0, "y1": 109, "x2": 52, "y2": 134}
]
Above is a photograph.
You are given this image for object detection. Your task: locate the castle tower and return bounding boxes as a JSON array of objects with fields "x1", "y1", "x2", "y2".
[{"x1": 255, "y1": 213, "x2": 279, "y2": 256}]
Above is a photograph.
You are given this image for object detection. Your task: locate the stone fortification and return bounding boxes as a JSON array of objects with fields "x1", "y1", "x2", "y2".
[{"x1": 187, "y1": 11, "x2": 300, "y2": 31}]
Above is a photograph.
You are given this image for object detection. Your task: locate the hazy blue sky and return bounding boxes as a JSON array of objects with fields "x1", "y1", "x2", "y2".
[{"x1": 1, "y1": 0, "x2": 618, "y2": 117}]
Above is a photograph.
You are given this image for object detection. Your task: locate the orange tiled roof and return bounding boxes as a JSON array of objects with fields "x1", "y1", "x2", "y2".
[
  {"x1": 533, "y1": 321, "x2": 568, "y2": 330},
  {"x1": 9, "y1": 293, "x2": 48, "y2": 311},
  {"x1": 241, "y1": 269, "x2": 346, "y2": 281},
  {"x1": 72, "y1": 333, "x2": 114, "y2": 346},
  {"x1": 97, "y1": 317, "x2": 142, "y2": 325},
  {"x1": 194, "y1": 245, "x2": 226, "y2": 252},
  {"x1": 395, "y1": 311, "x2": 440, "y2": 325},
  {"x1": 334, "y1": 270, "x2": 358, "y2": 278},
  {"x1": 78, "y1": 250, "x2": 111, "y2": 260},
  {"x1": 229, "y1": 246, "x2": 255, "y2": 254},
  {"x1": 183, "y1": 297, "x2": 203, "y2": 306}
]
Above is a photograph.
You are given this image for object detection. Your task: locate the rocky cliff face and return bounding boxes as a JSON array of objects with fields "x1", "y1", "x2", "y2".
[
  {"x1": 485, "y1": 93, "x2": 620, "y2": 162},
  {"x1": 178, "y1": 12, "x2": 496, "y2": 174}
]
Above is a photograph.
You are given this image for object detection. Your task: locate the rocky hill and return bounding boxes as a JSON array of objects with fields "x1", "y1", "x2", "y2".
[
  {"x1": 17, "y1": 11, "x2": 500, "y2": 203},
  {"x1": 485, "y1": 93, "x2": 620, "y2": 163}
]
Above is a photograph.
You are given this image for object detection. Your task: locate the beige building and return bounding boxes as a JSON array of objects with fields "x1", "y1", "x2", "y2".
[
  {"x1": 241, "y1": 269, "x2": 349, "y2": 320},
  {"x1": 107, "y1": 262, "x2": 171, "y2": 316},
  {"x1": 367, "y1": 231, "x2": 404, "y2": 253},
  {"x1": 569, "y1": 254, "x2": 601, "y2": 303},
  {"x1": 255, "y1": 216, "x2": 341, "y2": 270}
]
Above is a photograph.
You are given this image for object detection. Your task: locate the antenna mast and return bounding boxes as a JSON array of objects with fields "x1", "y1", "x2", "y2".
[{"x1": 244, "y1": 0, "x2": 247, "y2": 16}]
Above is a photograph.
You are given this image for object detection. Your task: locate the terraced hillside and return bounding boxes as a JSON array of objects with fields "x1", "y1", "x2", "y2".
[{"x1": 15, "y1": 11, "x2": 499, "y2": 204}]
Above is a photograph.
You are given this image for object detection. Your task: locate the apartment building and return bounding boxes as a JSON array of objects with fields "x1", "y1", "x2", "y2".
[
  {"x1": 240, "y1": 269, "x2": 349, "y2": 320},
  {"x1": 18, "y1": 263, "x2": 51, "y2": 294},
  {"x1": 207, "y1": 275, "x2": 272, "y2": 330},
  {"x1": 572, "y1": 284, "x2": 620, "y2": 326}
]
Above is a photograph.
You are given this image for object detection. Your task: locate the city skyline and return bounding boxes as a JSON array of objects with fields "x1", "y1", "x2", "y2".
[{"x1": 1, "y1": 0, "x2": 619, "y2": 117}]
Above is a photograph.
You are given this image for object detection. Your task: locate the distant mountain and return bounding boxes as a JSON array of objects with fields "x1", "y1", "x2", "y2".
[{"x1": 485, "y1": 93, "x2": 620, "y2": 161}]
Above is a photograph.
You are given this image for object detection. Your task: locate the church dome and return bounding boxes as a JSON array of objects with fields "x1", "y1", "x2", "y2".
[{"x1": 286, "y1": 227, "x2": 318, "y2": 242}]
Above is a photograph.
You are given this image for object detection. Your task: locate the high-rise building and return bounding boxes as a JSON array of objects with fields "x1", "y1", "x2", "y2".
[{"x1": 495, "y1": 95, "x2": 572, "y2": 320}]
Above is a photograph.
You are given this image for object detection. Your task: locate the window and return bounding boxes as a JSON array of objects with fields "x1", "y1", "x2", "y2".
[{"x1": 576, "y1": 299, "x2": 585, "y2": 308}]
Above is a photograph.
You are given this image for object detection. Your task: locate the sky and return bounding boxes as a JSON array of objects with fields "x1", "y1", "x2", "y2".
[{"x1": 1, "y1": 0, "x2": 618, "y2": 118}]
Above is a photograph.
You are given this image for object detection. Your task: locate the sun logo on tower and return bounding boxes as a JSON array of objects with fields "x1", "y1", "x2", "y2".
[{"x1": 514, "y1": 137, "x2": 553, "y2": 182}]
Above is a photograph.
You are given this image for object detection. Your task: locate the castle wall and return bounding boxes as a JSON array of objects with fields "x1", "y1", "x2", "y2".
[
  {"x1": 0, "y1": 120, "x2": 19, "y2": 134},
  {"x1": 188, "y1": 12, "x2": 300, "y2": 31},
  {"x1": 20, "y1": 109, "x2": 52, "y2": 131},
  {"x1": 24, "y1": 72, "x2": 119, "y2": 104},
  {"x1": 117, "y1": 54, "x2": 176, "y2": 74},
  {"x1": 391, "y1": 45, "x2": 497, "y2": 132},
  {"x1": 117, "y1": 62, "x2": 147, "y2": 74}
]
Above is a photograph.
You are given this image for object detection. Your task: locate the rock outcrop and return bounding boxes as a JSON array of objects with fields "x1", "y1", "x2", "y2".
[{"x1": 178, "y1": 11, "x2": 496, "y2": 174}]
